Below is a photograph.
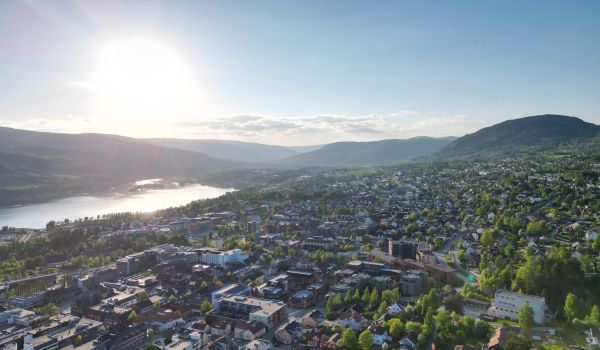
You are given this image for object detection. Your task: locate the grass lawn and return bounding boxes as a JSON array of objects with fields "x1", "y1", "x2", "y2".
[
  {"x1": 464, "y1": 336, "x2": 486, "y2": 348},
  {"x1": 534, "y1": 324, "x2": 591, "y2": 350}
]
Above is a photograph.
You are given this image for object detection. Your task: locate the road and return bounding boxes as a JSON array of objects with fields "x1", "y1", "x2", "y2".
[{"x1": 433, "y1": 235, "x2": 472, "y2": 283}]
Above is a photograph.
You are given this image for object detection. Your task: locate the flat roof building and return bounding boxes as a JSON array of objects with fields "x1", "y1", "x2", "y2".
[
  {"x1": 216, "y1": 296, "x2": 287, "y2": 329},
  {"x1": 494, "y1": 289, "x2": 546, "y2": 325}
]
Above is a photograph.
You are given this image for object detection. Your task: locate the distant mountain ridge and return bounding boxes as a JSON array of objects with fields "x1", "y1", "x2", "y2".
[
  {"x1": 0, "y1": 127, "x2": 240, "y2": 206},
  {"x1": 1, "y1": 113, "x2": 598, "y2": 207},
  {"x1": 437, "y1": 114, "x2": 600, "y2": 158},
  {"x1": 279, "y1": 137, "x2": 456, "y2": 167},
  {"x1": 146, "y1": 138, "x2": 322, "y2": 162}
]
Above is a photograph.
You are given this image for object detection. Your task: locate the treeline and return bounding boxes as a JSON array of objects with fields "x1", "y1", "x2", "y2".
[{"x1": 0, "y1": 228, "x2": 189, "y2": 280}]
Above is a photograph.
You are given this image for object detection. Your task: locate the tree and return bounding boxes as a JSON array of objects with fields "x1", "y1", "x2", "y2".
[
  {"x1": 352, "y1": 289, "x2": 361, "y2": 303},
  {"x1": 137, "y1": 291, "x2": 148, "y2": 300},
  {"x1": 358, "y1": 330, "x2": 373, "y2": 350},
  {"x1": 444, "y1": 292, "x2": 464, "y2": 314},
  {"x1": 389, "y1": 318, "x2": 405, "y2": 340},
  {"x1": 518, "y1": 303, "x2": 534, "y2": 337},
  {"x1": 369, "y1": 288, "x2": 379, "y2": 309},
  {"x1": 344, "y1": 290, "x2": 353, "y2": 304},
  {"x1": 405, "y1": 321, "x2": 422, "y2": 334},
  {"x1": 153, "y1": 300, "x2": 161, "y2": 308},
  {"x1": 34, "y1": 303, "x2": 59, "y2": 316},
  {"x1": 128, "y1": 310, "x2": 138, "y2": 322},
  {"x1": 342, "y1": 328, "x2": 358, "y2": 350},
  {"x1": 327, "y1": 294, "x2": 343, "y2": 312},
  {"x1": 361, "y1": 287, "x2": 370, "y2": 304},
  {"x1": 504, "y1": 334, "x2": 533, "y2": 350},
  {"x1": 481, "y1": 228, "x2": 495, "y2": 247},
  {"x1": 564, "y1": 293, "x2": 582, "y2": 323},
  {"x1": 201, "y1": 298, "x2": 213, "y2": 313},
  {"x1": 587, "y1": 305, "x2": 600, "y2": 326}
]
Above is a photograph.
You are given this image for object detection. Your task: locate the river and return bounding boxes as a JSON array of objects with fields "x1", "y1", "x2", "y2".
[{"x1": 0, "y1": 184, "x2": 233, "y2": 229}]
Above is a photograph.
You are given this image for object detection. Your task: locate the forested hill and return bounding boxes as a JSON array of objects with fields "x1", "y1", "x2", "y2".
[
  {"x1": 279, "y1": 137, "x2": 456, "y2": 167},
  {"x1": 0, "y1": 127, "x2": 240, "y2": 206},
  {"x1": 437, "y1": 114, "x2": 600, "y2": 158}
]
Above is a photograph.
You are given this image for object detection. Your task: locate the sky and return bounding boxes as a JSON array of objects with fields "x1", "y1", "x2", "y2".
[{"x1": 0, "y1": 0, "x2": 599, "y2": 146}]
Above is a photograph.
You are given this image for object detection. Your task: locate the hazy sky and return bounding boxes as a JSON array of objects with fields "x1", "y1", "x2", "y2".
[{"x1": 1, "y1": 0, "x2": 599, "y2": 145}]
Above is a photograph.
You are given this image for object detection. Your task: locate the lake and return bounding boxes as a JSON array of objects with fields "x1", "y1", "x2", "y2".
[{"x1": 0, "y1": 184, "x2": 233, "y2": 229}]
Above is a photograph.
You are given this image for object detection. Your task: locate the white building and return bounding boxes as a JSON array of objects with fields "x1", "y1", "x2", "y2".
[
  {"x1": 201, "y1": 249, "x2": 249, "y2": 266},
  {"x1": 494, "y1": 289, "x2": 546, "y2": 324}
]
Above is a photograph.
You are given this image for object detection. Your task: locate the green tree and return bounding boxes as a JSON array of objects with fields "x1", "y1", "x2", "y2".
[
  {"x1": 564, "y1": 293, "x2": 582, "y2": 323},
  {"x1": 369, "y1": 288, "x2": 379, "y2": 309},
  {"x1": 405, "y1": 321, "x2": 422, "y2": 334},
  {"x1": 518, "y1": 303, "x2": 534, "y2": 337},
  {"x1": 480, "y1": 228, "x2": 495, "y2": 247},
  {"x1": 589, "y1": 305, "x2": 600, "y2": 325},
  {"x1": 361, "y1": 287, "x2": 370, "y2": 304},
  {"x1": 342, "y1": 328, "x2": 358, "y2": 350},
  {"x1": 201, "y1": 298, "x2": 213, "y2": 313},
  {"x1": 352, "y1": 289, "x2": 361, "y2": 303},
  {"x1": 34, "y1": 303, "x2": 59, "y2": 316},
  {"x1": 358, "y1": 330, "x2": 373, "y2": 350},
  {"x1": 128, "y1": 310, "x2": 138, "y2": 322},
  {"x1": 504, "y1": 335, "x2": 533, "y2": 350},
  {"x1": 389, "y1": 318, "x2": 405, "y2": 340}
]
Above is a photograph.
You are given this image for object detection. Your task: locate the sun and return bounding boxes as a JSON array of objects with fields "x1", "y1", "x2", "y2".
[{"x1": 91, "y1": 37, "x2": 197, "y2": 123}]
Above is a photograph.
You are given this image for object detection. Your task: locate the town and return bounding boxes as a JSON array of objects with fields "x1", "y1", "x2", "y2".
[{"x1": 1, "y1": 153, "x2": 599, "y2": 350}]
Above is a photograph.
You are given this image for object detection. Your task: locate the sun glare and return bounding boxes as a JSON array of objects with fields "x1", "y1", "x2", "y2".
[{"x1": 91, "y1": 37, "x2": 197, "y2": 123}]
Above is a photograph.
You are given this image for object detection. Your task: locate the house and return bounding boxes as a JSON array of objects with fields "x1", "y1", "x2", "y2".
[
  {"x1": 320, "y1": 333, "x2": 341, "y2": 350},
  {"x1": 304, "y1": 329, "x2": 326, "y2": 348},
  {"x1": 210, "y1": 319, "x2": 232, "y2": 336},
  {"x1": 399, "y1": 333, "x2": 418, "y2": 350},
  {"x1": 301, "y1": 310, "x2": 325, "y2": 329},
  {"x1": 239, "y1": 339, "x2": 273, "y2": 350},
  {"x1": 369, "y1": 324, "x2": 392, "y2": 345},
  {"x1": 133, "y1": 308, "x2": 185, "y2": 332},
  {"x1": 388, "y1": 300, "x2": 405, "y2": 316},
  {"x1": 485, "y1": 326, "x2": 511, "y2": 350},
  {"x1": 275, "y1": 320, "x2": 302, "y2": 345},
  {"x1": 334, "y1": 310, "x2": 368, "y2": 331},
  {"x1": 585, "y1": 230, "x2": 598, "y2": 241},
  {"x1": 233, "y1": 320, "x2": 266, "y2": 340}
]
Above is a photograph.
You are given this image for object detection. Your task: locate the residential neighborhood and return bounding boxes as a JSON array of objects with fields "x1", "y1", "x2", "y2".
[{"x1": 1, "y1": 154, "x2": 600, "y2": 350}]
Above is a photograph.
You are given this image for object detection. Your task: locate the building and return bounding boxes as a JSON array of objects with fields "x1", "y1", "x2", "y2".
[
  {"x1": 247, "y1": 221, "x2": 260, "y2": 234},
  {"x1": 389, "y1": 240, "x2": 423, "y2": 259},
  {"x1": 302, "y1": 236, "x2": 333, "y2": 250},
  {"x1": 200, "y1": 249, "x2": 249, "y2": 266},
  {"x1": 84, "y1": 304, "x2": 132, "y2": 326},
  {"x1": 286, "y1": 269, "x2": 316, "y2": 291},
  {"x1": 9, "y1": 293, "x2": 46, "y2": 309},
  {"x1": 288, "y1": 290, "x2": 316, "y2": 309},
  {"x1": 116, "y1": 251, "x2": 159, "y2": 276},
  {"x1": 23, "y1": 335, "x2": 57, "y2": 350},
  {"x1": 494, "y1": 290, "x2": 546, "y2": 324},
  {"x1": 211, "y1": 284, "x2": 251, "y2": 303},
  {"x1": 108, "y1": 326, "x2": 147, "y2": 350},
  {"x1": 233, "y1": 321, "x2": 266, "y2": 340},
  {"x1": 215, "y1": 296, "x2": 287, "y2": 329},
  {"x1": 399, "y1": 270, "x2": 427, "y2": 296}
]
